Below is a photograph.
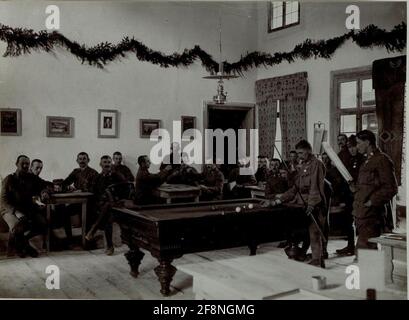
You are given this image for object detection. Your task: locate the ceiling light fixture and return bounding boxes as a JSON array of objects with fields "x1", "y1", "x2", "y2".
[{"x1": 203, "y1": 9, "x2": 238, "y2": 104}]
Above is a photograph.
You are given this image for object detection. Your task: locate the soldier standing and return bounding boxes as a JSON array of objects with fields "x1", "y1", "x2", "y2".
[
  {"x1": 352, "y1": 130, "x2": 397, "y2": 260},
  {"x1": 264, "y1": 140, "x2": 327, "y2": 268}
]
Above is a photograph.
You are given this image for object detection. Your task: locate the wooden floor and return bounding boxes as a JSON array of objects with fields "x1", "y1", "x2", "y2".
[{"x1": 0, "y1": 238, "x2": 372, "y2": 300}]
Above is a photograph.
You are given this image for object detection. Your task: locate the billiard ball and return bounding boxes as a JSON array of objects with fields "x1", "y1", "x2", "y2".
[
  {"x1": 235, "y1": 207, "x2": 241, "y2": 213},
  {"x1": 248, "y1": 204, "x2": 254, "y2": 209}
]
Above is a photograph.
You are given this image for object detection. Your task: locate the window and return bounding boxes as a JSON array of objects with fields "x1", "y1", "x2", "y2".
[
  {"x1": 268, "y1": 1, "x2": 300, "y2": 33},
  {"x1": 331, "y1": 66, "x2": 377, "y2": 146}
]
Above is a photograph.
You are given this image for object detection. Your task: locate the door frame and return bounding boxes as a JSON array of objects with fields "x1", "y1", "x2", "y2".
[{"x1": 202, "y1": 101, "x2": 257, "y2": 165}]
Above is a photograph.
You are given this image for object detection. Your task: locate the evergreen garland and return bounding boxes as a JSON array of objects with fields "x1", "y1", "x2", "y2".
[{"x1": 0, "y1": 22, "x2": 406, "y2": 74}]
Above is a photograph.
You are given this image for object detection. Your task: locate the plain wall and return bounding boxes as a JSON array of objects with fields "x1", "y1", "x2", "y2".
[{"x1": 0, "y1": 1, "x2": 259, "y2": 180}]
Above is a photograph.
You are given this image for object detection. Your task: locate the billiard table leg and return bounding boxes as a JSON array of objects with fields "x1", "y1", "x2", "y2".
[
  {"x1": 249, "y1": 243, "x2": 258, "y2": 256},
  {"x1": 125, "y1": 248, "x2": 145, "y2": 278},
  {"x1": 154, "y1": 258, "x2": 177, "y2": 296}
]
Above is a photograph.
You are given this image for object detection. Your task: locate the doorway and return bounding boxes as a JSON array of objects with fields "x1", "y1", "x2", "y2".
[{"x1": 203, "y1": 102, "x2": 256, "y2": 178}]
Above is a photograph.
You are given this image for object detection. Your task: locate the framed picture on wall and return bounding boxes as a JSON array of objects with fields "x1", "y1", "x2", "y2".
[
  {"x1": 0, "y1": 108, "x2": 22, "y2": 136},
  {"x1": 46, "y1": 116, "x2": 74, "y2": 138},
  {"x1": 140, "y1": 119, "x2": 161, "y2": 138},
  {"x1": 181, "y1": 116, "x2": 196, "y2": 132},
  {"x1": 98, "y1": 109, "x2": 119, "y2": 138}
]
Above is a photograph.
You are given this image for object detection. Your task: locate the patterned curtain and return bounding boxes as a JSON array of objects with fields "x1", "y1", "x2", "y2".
[
  {"x1": 256, "y1": 72, "x2": 308, "y2": 160},
  {"x1": 373, "y1": 55, "x2": 406, "y2": 185},
  {"x1": 258, "y1": 99, "x2": 277, "y2": 159},
  {"x1": 280, "y1": 96, "x2": 307, "y2": 159}
]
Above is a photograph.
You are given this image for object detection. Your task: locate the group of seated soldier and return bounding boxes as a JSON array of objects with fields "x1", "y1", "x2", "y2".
[
  {"x1": 0, "y1": 137, "x2": 368, "y2": 266},
  {"x1": 0, "y1": 151, "x2": 135, "y2": 257}
]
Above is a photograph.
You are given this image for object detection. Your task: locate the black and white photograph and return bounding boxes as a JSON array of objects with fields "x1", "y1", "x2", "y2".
[
  {"x1": 0, "y1": 108, "x2": 21, "y2": 136},
  {"x1": 140, "y1": 119, "x2": 161, "y2": 138},
  {"x1": 46, "y1": 116, "x2": 74, "y2": 138},
  {"x1": 0, "y1": 0, "x2": 407, "y2": 305},
  {"x1": 98, "y1": 109, "x2": 118, "y2": 138}
]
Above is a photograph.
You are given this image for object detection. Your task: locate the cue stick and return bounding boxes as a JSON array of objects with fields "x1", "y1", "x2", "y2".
[{"x1": 273, "y1": 144, "x2": 327, "y2": 243}]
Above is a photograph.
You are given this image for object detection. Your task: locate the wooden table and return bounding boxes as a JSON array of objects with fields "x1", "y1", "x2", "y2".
[
  {"x1": 46, "y1": 192, "x2": 93, "y2": 251},
  {"x1": 369, "y1": 234, "x2": 407, "y2": 289},
  {"x1": 244, "y1": 185, "x2": 265, "y2": 199},
  {"x1": 178, "y1": 253, "x2": 406, "y2": 300},
  {"x1": 112, "y1": 199, "x2": 287, "y2": 296},
  {"x1": 154, "y1": 183, "x2": 201, "y2": 204}
]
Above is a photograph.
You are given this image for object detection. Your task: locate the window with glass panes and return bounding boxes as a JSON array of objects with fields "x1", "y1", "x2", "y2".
[
  {"x1": 268, "y1": 2, "x2": 300, "y2": 33},
  {"x1": 330, "y1": 66, "x2": 377, "y2": 146}
]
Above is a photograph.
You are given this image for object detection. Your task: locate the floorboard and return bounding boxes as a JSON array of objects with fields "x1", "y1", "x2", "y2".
[{"x1": 0, "y1": 240, "x2": 394, "y2": 299}]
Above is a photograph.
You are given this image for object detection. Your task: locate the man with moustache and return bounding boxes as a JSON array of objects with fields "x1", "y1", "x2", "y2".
[
  {"x1": 0, "y1": 155, "x2": 50, "y2": 257},
  {"x1": 351, "y1": 130, "x2": 397, "y2": 260},
  {"x1": 61, "y1": 152, "x2": 99, "y2": 244},
  {"x1": 62, "y1": 152, "x2": 98, "y2": 192},
  {"x1": 85, "y1": 155, "x2": 126, "y2": 255},
  {"x1": 255, "y1": 155, "x2": 270, "y2": 184},
  {"x1": 337, "y1": 133, "x2": 351, "y2": 168}
]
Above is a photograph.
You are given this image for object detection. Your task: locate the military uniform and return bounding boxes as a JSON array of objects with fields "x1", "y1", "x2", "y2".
[
  {"x1": 281, "y1": 156, "x2": 326, "y2": 266},
  {"x1": 228, "y1": 167, "x2": 257, "y2": 198},
  {"x1": 112, "y1": 164, "x2": 134, "y2": 182},
  {"x1": 166, "y1": 165, "x2": 201, "y2": 186},
  {"x1": 61, "y1": 166, "x2": 99, "y2": 239},
  {"x1": 62, "y1": 166, "x2": 99, "y2": 191},
  {"x1": 199, "y1": 167, "x2": 225, "y2": 201},
  {"x1": 0, "y1": 172, "x2": 50, "y2": 254},
  {"x1": 352, "y1": 148, "x2": 397, "y2": 250},
  {"x1": 87, "y1": 171, "x2": 126, "y2": 249},
  {"x1": 265, "y1": 170, "x2": 288, "y2": 199},
  {"x1": 255, "y1": 167, "x2": 268, "y2": 183},
  {"x1": 134, "y1": 168, "x2": 169, "y2": 205},
  {"x1": 338, "y1": 146, "x2": 352, "y2": 168}
]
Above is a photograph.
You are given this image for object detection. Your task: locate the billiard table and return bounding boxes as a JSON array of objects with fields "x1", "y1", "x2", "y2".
[{"x1": 112, "y1": 198, "x2": 288, "y2": 296}]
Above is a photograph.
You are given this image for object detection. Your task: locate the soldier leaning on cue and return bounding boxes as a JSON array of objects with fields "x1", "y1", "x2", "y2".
[{"x1": 262, "y1": 140, "x2": 328, "y2": 268}]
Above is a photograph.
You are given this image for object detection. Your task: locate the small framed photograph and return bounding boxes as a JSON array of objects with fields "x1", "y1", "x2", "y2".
[
  {"x1": 46, "y1": 116, "x2": 74, "y2": 138},
  {"x1": 140, "y1": 119, "x2": 161, "y2": 138},
  {"x1": 0, "y1": 108, "x2": 22, "y2": 136},
  {"x1": 98, "y1": 109, "x2": 119, "y2": 138},
  {"x1": 181, "y1": 116, "x2": 196, "y2": 132}
]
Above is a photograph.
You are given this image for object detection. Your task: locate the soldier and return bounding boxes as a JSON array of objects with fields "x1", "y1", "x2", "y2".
[
  {"x1": 199, "y1": 163, "x2": 225, "y2": 201},
  {"x1": 263, "y1": 140, "x2": 327, "y2": 268},
  {"x1": 255, "y1": 155, "x2": 269, "y2": 184},
  {"x1": 61, "y1": 152, "x2": 99, "y2": 244},
  {"x1": 352, "y1": 130, "x2": 397, "y2": 260},
  {"x1": 228, "y1": 158, "x2": 257, "y2": 198},
  {"x1": 160, "y1": 142, "x2": 182, "y2": 174},
  {"x1": 112, "y1": 151, "x2": 134, "y2": 182},
  {"x1": 0, "y1": 155, "x2": 50, "y2": 257},
  {"x1": 62, "y1": 152, "x2": 98, "y2": 192},
  {"x1": 336, "y1": 135, "x2": 365, "y2": 256},
  {"x1": 337, "y1": 133, "x2": 351, "y2": 168},
  {"x1": 85, "y1": 155, "x2": 126, "y2": 255},
  {"x1": 135, "y1": 155, "x2": 172, "y2": 205},
  {"x1": 166, "y1": 153, "x2": 201, "y2": 186},
  {"x1": 285, "y1": 150, "x2": 300, "y2": 186},
  {"x1": 265, "y1": 159, "x2": 288, "y2": 199}
]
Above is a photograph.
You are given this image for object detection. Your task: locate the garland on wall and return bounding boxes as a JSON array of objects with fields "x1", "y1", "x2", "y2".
[{"x1": 0, "y1": 22, "x2": 406, "y2": 73}]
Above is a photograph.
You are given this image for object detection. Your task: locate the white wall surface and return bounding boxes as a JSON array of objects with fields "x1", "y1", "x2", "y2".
[
  {"x1": 0, "y1": 1, "x2": 258, "y2": 180},
  {"x1": 256, "y1": 1, "x2": 406, "y2": 144}
]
